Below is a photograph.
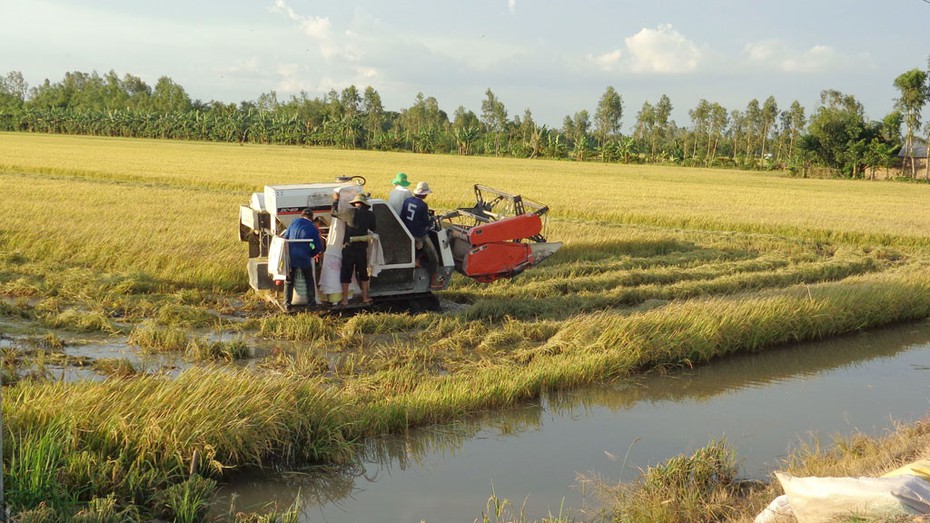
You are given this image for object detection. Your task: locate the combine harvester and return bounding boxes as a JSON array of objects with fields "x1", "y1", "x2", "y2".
[{"x1": 238, "y1": 176, "x2": 561, "y2": 312}]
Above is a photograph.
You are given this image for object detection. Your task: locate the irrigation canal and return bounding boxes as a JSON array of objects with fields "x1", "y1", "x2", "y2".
[{"x1": 213, "y1": 320, "x2": 930, "y2": 521}]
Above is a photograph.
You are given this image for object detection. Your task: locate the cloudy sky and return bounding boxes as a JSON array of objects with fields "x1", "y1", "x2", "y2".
[{"x1": 2, "y1": 0, "x2": 927, "y2": 128}]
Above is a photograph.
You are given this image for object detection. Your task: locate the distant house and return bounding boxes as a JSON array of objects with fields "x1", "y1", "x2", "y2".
[{"x1": 897, "y1": 139, "x2": 928, "y2": 176}]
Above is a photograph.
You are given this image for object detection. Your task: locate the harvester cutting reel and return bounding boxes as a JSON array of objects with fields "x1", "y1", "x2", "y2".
[{"x1": 440, "y1": 184, "x2": 562, "y2": 283}]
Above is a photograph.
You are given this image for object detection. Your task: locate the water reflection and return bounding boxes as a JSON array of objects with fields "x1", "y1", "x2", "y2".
[
  {"x1": 214, "y1": 406, "x2": 548, "y2": 513},
  {"x1": 218, "y1": 321, "x2": 930, "y2": 521},
  {"x1": 549, "y1": 321, "x2": 930, "y2": 414}
]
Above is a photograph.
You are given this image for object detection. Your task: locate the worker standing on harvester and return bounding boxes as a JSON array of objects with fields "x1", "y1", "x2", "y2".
[
  {"x1": 333, "y1": 192, "x2": 377, "y2": 306},
  {"x1": 388, "y1": 172, "x2": 412, "y2": 215},
  {"x1": 283, "y1": 208, "x2": 323, "y2": 312},
  {"x1": 402, "y1": 181, "x2": 443, "y2": 289}
]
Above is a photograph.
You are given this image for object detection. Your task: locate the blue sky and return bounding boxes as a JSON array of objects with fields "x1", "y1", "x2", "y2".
[{"x1": 2, "y1": 0, "x2": 927, "y2": 129}]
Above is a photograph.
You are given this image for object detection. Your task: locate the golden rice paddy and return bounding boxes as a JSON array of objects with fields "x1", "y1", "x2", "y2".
[{"x1": 3, "y1": 131, "x2": 930, "y2": 519}]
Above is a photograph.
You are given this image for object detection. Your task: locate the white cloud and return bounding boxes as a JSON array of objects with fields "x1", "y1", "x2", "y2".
[
  {"x1": 418, "y1": 35, "x2": 525, "y2": 71},
  {"x1": 743, "y1": 40, "x2": 781, "y2": 63},
  {"x1": 276, "y1": 62, "x2": 310, "y2": 92},
  {"x1": 354, "y1": 66, "x2": 380, "y2": 80},
  {"x1": 314, "y1": 76, "x2": 344, "y2": 94},
  {"x1": 590, "y1": 49, "x2": 624, "y2": 72},
  {"x1": 219, "y1": 57, "x2": 261, "y2": 74},
  {"x1": 781, "y1": 45, "x2": 841, "y2": 73},
  {"x1": 271, "y1": 61, "x2": 382, "y2": 96},
  {"x1": 625, "y1": 24, "x2": 702, "y2": 74},
  {"x1": 271, "y1": 0, "x2": 340, "y2": 60},
  {"x1": 743, "y1": 40, "x2": 868, "y2": 73},
  {"x1": 588, "y1": 24, "x2": 701, "y2": 74},
  {"x1": 299, "y1": 15, "x2": 331, "y2": 40},
  {"x1": 508, "y1": 0, "x2": 517, "y2": 13}
]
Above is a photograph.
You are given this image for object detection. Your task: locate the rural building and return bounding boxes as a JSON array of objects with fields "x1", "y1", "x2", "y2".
[{"x1": 897, "y1": 140, "x2": 928, "y2": 176}]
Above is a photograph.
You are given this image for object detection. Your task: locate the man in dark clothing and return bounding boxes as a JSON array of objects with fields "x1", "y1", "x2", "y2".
[
  {"x1": 401, "y1": 181, "x2": 442, "y2": 289},
  {"x1": 333, "y1": 192, "x2": 377, "y2": 305},
  {"x1": 283, "y1": 208, "x2": 323, "y2": 311}
]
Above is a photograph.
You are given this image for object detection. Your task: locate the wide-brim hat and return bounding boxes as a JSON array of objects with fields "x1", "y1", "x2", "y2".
[
  {"x1": 350, "y1": 193, "x2": 370, "y2": 206},
  {"x1": 413, "y1": 181, "x2": 432, "y2": 196},
  {"x1": 391, "y1": 172, "x2": 411, "y2": 187}
]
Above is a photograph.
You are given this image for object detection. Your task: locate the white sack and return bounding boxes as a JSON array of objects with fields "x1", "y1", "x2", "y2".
[
  {"x1": 753, "y1": 495, "x2": 794, "y2": 523},
  {"x1": 268, "y1": 235, "x2": 288, "y2": 281},
  {"x1": 776, "y1": 472, "x2": 930, "y2": 523}
]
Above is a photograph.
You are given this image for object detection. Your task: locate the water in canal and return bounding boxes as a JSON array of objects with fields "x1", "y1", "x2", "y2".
[{"x1": 214, "y1": 320, "x2": 930, "y2": 522}]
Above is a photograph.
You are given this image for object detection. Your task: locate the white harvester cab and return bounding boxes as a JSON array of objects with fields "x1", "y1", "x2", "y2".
[{"x1": 239, "y1": 176, "x2": 454, "y2": 311}]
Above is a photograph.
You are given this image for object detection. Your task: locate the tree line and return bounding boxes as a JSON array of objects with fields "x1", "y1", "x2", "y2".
[{"x1": 0, "y1": 68, "x2": 928, "y2": 179}]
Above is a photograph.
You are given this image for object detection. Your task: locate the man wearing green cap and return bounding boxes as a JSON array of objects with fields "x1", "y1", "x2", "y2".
[{"x1": 388, "y1": 172, "x2": 412, "y2": 215}]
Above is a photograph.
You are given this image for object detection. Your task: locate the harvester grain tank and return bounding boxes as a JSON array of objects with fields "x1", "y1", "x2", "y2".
[{"x1": 238, "y1": 177, "x2": 561, "y2": 311}]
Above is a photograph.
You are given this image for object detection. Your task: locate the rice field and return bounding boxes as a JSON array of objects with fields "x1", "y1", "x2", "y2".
[{"x1": 3, "y1": 132, "x2": 930, "y2": 519}]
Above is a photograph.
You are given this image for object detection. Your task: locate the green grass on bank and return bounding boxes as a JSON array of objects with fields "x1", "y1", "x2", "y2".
[{"x1": 590, "y1": 415, "x2": 930, "y2": 523}]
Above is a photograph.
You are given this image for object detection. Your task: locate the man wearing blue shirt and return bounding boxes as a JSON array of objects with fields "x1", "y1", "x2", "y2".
[
  {"x1": 283, "y1": 209, "x2": 323, "y2": 311},
  {"x1": 401, "y1": 181, "x2": 443, "y2": 289}
]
